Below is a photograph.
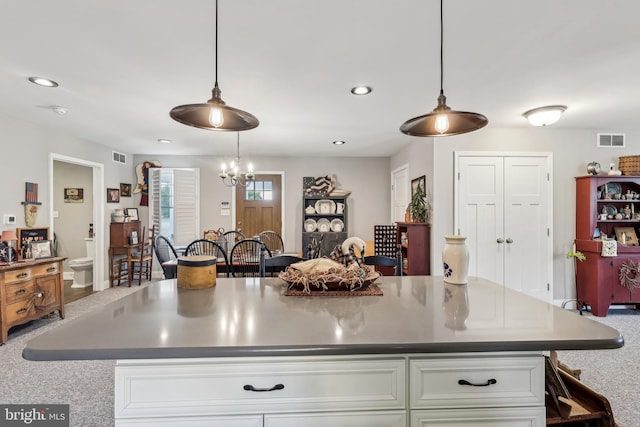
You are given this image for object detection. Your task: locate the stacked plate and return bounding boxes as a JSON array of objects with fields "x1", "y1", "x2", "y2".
[{"x1": 304, "y1": 218, "x2": 317, "y2": 232}]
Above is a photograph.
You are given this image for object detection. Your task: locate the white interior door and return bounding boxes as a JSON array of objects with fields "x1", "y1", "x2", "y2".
[
  {"x1": 456, "y1": 153, "x2": 552, "y2": 302},
  {"x1": 391, "y1": 165, "x2": 409, "y2": 223}
]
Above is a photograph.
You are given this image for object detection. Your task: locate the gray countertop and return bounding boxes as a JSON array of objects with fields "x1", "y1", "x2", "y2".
[{"x1": 23, "y1": 276, "x2": 623, "y2": 361}]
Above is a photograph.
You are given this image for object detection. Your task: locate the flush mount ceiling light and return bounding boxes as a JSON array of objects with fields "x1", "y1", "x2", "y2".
[
  {"x1": 157, "y1": 139, "x2": 172, "y2": 144},
  {"x1": 400, "y1": 0, "x2": 488, "y2": 137},
  {"x1": 28, "y1": 76, "x2": 58, "y2": 87},
  {"x1": 522, "y1": 105, "x2": 567, "y2": 126},
  {"x1": 170, "y1": 0, "x2": 259, "y2": 132},
  {"x1": 333, "y1": 140, "x2": 346, "y2": 145},
  {"x1": 351, "y1": 86, "x2": 372, "y2": 95}
]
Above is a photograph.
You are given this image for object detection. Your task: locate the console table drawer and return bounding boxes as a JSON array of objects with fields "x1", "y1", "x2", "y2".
[
  {"x1": 410, "y1": 355, "x2": 544, "y2": 409},
  {"x1": 411, "y1": 407, "x2": 545, "y2": 426},
  {"x1": 115, "y1": 357, "x2": 405, "y2": 419},
  {"x1": 33, "y1": 262, "x2": 59, "y2": 276},
  {"x1": 5, "y1": 299, "x2": 37, "y2": 324},
  {"x1": 3, "y1": 268, "x2": 33, "y2": 284},
  {"x1": 6, "y1": 281, "x2": 35, "y2": 304}
]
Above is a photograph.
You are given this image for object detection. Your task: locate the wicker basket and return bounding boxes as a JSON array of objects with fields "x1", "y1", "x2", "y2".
[{"x1": 618, "y1": 156, "x2": 640, "y2": 176}]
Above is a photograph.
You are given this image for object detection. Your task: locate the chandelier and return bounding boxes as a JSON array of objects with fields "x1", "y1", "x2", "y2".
[
  {"x1": 169, "y1": 0, "x2": 259, "y2": 131},
  {"x1": 219, "y1": 133, "x2": 255, "y2": 187},
  {"x1": 400, "y1": 0, "x2": 488, "y2": 137}
]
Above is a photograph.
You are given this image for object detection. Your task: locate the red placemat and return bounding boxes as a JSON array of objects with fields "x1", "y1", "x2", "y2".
[{"x1": 284, "y1": 282, "x2": 383, "y2": 296}]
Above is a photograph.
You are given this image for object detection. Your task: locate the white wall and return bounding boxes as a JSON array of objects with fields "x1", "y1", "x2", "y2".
[
  {"x1": 398, "y1": 126, "x2": 640, "y2": 302},
  {"x1": 0, "y1": 115, "x2": 137, "y2": 285},
  {"x1": 132, "y1": 154, "x2": 391, "y2": 253}
]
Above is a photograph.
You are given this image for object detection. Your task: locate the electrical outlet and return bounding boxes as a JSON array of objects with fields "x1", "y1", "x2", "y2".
[
  {"x1": 3, "y1": 214, "x2": 16, "y2": 225},
  {"x1": 53, "y1": 210, "x2": 59, "y2": 218}
]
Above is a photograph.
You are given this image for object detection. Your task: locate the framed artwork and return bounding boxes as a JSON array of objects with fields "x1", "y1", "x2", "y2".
[
  {"x1": 107, "y1": 188, "x2": 120, "y2": 203},
  {"x1": 411, "y1": 175, "x2": 426, "y2": 198},
  {"x1": 31, "y1": 240, "x2": 54, "y2": 259},
  {"x1": 17, "y1": 227, "x2": 49, "y2": 245},
  {"x1": 615, "y1": 227, "x2": 638, "y2": 246},
  {"x1": 120, "y1": 183, "x2": 132, "y2": 197},
  {"x1": 130, "y1": 231, "x2": 139, "y2": 245},
  {"x1": 64, "y1": 188, "x2": 84, "y2": 203},
  {"x1": 126, "y1": 208, "x2": 139, "y2": 221}
]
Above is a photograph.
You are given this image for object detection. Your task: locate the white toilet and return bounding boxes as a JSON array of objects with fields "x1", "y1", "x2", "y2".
[{"x1": 69, "y1": 238, "x2": 94, "y2": 288}]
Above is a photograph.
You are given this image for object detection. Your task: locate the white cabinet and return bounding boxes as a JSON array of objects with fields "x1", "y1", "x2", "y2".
[{"x1": 114, "y1": 353, "x2": 544, "y2": 427}]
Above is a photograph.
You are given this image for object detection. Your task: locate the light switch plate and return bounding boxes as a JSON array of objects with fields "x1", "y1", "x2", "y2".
[{"x1": 3, "y1": 214, "x2": 16, "y2": 225}]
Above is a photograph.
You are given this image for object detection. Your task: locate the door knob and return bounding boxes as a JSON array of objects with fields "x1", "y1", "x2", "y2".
[
  {"x1": 506, "y1": 238, "x2": 513, "y2": 244},
  {"x1": 497, "y1": 238, "x2": 504, "y2": 244}
]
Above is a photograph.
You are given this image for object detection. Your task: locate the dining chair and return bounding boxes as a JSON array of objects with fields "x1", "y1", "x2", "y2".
[
  {"x1": 258, "y1": 230, "x2": 284, "y2": 254},
  {"x1": 230, "y1": 239, "x2": 272, "y2": 277},
  {"x1": 260, "y1": 253, "x2": 304, "y2": 277},
  {"x1": 363, "y1": 244, "x2": 403, "y2": 276},
  {"x1": 118, "y1": 226, "x2": 156, "y2": 286},
  {"x1": 154, "y1": 234, "x2": 178, "y2": 279},
  {"x1": 184, "y1": 239, "x2": 229, "y2": 277},
  {"x1": 222, "y1": 230, "x2": 246, "y2": 256}
]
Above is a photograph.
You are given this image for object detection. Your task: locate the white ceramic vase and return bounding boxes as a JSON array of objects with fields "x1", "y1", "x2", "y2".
[
  {"x1": 112, "y1": 209, "x2": 126, "y2": 223},
  {"x1": 442, "y1": 235, "x2": 469, "y2": 285}
]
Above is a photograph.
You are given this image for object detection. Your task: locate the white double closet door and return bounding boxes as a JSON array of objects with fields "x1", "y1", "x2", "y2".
[{"x1": 454, "y1": 153, "x2": 553, "y2": 302}]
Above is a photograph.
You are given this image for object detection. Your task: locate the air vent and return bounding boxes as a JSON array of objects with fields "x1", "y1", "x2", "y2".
[
  {"x1": 597, "y1": 133, "x2": 625, "y2": 148},
  {"x1": 112, "y1": 151, "x2": 127, "y2": 164}
]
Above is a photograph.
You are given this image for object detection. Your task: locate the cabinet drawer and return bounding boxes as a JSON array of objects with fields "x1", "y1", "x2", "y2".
[
  {"x1": 265, "y1": 410, "x2": 406, "y2": 427},
  {"x1": 115, "y1": 357, "x2": 405, "y2": 419},
  {"x1": 5, "y1": 299, "x2": 36, "y2": 324},
  {"x1": 5, "y1": 281, "x2": 36, "y2": 304},
  {"x1": 33, "y1": 262, "x2": 60, "y2": 277},
  {"x1": 3, "y1": 268, "x2": 33, "y2": 284},
  {"x1": 410, "y1": 355, "x2": 544, "y2": 409},
  {"x1": 115, "y1": 414, "x2": 262, "y2": 427},
  {"x1": 411, "y1": 407, "x2": 545, "y2": 426}
]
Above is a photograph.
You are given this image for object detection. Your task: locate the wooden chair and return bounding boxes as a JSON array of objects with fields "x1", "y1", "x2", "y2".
[
  {"x1": 222, "y1": 230, "x2": 245, "y2": 256},
  {"x1": 118, "y1": 226, "x2": 156, "y2": 286},
  {"x1": 260, "y1": 253, "x2": 304, "y2": 277},
  {"x1": 258, "y1": 230, "x2": 284, "y2": 254},
  {"x1": 154, "y1": 235, "x2": 178, "y2": 279},
  {"x1": 184, "y1": 239, "x2": 229, "y2": 277},
  {"x1": 363, "y1": 244, "x2": 403, "y2": 276},
  {"x1": 230, "y1": 239, "x2": 271, "y2": 277}
]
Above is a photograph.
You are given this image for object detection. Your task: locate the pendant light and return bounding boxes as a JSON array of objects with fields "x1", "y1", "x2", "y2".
[
  {"x1": 400, "y1": 0, "x2": 487, "y2": 137},
  {"x1": 170, "y1": 0, "x2": 259, "y2": 131}
]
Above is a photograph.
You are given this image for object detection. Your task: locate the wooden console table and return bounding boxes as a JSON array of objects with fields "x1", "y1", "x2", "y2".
[{"x1": 0, "y1": 257, "x2": 65, "y2": 344}]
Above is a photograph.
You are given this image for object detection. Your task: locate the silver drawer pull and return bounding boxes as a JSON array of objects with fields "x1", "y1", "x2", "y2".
[
  {"x1": 17, "y1": 272, "x2": 28, "y2": 279},
  {"x1": 458, "y1": 378, "x2": 497, "y2": 387},
  {"x1": 15, "y1": 289, "x2": 27, "y2": 295},
  {"x1": 243, "y1": 383, "x2": 284, "y2": 392},
  {"x1": 46, "y1": 267, "x2": 56, "y2": 272}
]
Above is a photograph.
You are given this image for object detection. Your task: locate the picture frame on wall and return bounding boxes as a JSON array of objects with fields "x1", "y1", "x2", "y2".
[
  {"x1": 126, "y1": 208, "x2": 139, "y2": 221},
  {"x1": 130, "y1": 231, "x2": 139, "y2": 245},
  {"x1": 64, "y1": 188, "x2": 84, "y2": 203},
  {"x1": 615, "y1": 226, "x2": 639, "y2": 246},
  {"x1": 120, "y1": 183, "x2": 132, "y2": 197},
  {"x1": 411, "y1": 175, "x2": 426, "y2": 198},
  {"x1": 107, "y1": 188, "x2": 120, "y2": 203}
]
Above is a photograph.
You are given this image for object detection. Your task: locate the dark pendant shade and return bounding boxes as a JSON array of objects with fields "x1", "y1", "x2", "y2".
[{"x1": 400, "y1": 110, "x2": 488, "y2": 137}]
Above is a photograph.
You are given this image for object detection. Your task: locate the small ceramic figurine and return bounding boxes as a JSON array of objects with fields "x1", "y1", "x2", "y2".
[{"x1": 624, "y1": 205, "x2": 631, "y2": 219}]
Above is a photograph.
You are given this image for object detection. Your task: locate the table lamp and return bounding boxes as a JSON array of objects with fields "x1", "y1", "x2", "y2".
[{"x1": 1, "y1": 230, "x2": 17, "y2": 262}]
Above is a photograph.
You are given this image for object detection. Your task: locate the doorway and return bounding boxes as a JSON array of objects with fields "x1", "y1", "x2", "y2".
[
  {"x1": 234, "y1": 173, "x2": 284, "y2": 240},
  {"x1": 49, "y1": 153, "x2": 105, "y2": 292},
  {"x1": 391, "y1": 164, "x2": 410, "y2": 223}
]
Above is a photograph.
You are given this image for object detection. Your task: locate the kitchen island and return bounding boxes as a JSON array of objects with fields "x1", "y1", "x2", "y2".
[{"x1": 24, "y1": 276, "x2": 623, "y2": 426}]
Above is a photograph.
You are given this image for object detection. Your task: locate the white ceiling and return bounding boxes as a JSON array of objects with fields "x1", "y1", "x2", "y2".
[{"x1": 1, "y1": 0, "x2": 639, "y2": 158}]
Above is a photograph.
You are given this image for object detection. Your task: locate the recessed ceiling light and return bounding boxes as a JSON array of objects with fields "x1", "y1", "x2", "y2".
[
  {"x1": 351, "y1": 86, "x2": 372, "y2": 95},
  {"x1": 333, "y1": 140, "x2": 346, "y2": 145},
  {"x1": 28, "y1": 76, "x2": 59, "y2": 87},
  {"x1": 157, "y1": 139, "x2": 172, "y2": 144}
]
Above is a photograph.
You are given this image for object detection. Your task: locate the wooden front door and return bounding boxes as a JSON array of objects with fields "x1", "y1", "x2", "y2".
[{"x1": 235, "y1": 174, "x2": 282, "y2": 238}]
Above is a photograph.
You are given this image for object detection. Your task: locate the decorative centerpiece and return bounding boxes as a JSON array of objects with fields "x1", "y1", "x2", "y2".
[{"x1": 279, "y1": 258, "x2": 380, "y2": 294}]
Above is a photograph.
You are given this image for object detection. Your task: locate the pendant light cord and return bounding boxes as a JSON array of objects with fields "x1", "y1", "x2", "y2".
[
  {"x1": 439, "y1": 0, "x2": 444, "y2": 95},
  {"x1": 215, "y1": 0, "x2": 219, "y2": 85}
]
